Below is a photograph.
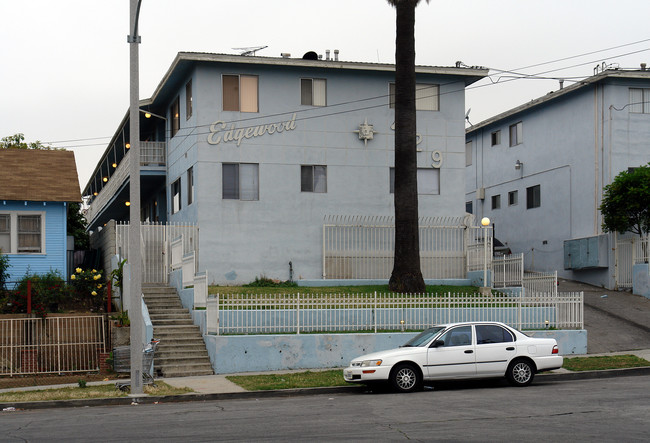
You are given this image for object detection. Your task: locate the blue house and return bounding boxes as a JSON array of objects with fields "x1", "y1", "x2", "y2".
[
  {"x1": 0, "y1": 149, "x2": 81, "y2": 284},
  {"x1": 465, "y1": 66, "x2": 650, "y2": 290}
]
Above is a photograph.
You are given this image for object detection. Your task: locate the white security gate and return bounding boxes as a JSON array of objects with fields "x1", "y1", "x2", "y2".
[
  {"x1": 322, "y1": 215, "x2": 488, "y2": 280},
  {"x1": 615, "y1": 233, "x2": 650, "y2": 289},
  {"x1": 116, "y1": 222, "x2": 198, "y2": 284}
]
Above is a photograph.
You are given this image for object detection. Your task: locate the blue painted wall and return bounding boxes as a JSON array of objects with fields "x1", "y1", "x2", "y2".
[
  {"x1": 1, "y1": 200, "x2": 67, "y2": 284},
  {"x1": 466, "y1": 74, "x2": 650, "y2": 289}
]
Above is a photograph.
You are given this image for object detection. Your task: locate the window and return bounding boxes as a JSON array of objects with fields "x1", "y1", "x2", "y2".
[
  {"x1": 491, "y1": 130, "x2": 501, "y2": 146},
  {"x1": 629, "y1": 88, "x2": 650, "y2": 113},
  {"x1": 476, "y1": 324, "x2": 514, "y2": 345},
  {"x1": 222, "y1": 163, "x2": 259, "y2": 200},
  {"x1": 301, "y1": 165, "x2": 327, "y2": 193},
  {"x1": 300, "y1": 78, "x2": 326, "y2": 106},
  {"x1": 18, "y1": 215, "x2": 41, "y2": 253},
  {"x1": 491, "y1": 194, "x2": 501, "y2": 210},
  {"x1": 509, "y1": 122, "x2": 523, "y2": 146},
  {"x1": 0, "y1": 214, "x2": 10, "y2": 253},
  {"x1": 223, "y1": 74, "x2": 258, "y2": 112},
  {"x1": 389, "y1": 168, "x2": 440, "y2": 195},
  {"x1": 185, "y1": 79, "x2": 193, "y2": 120},
  {"x1": 0, "y1": 213, "x2": 44, "y2": 254},
  {"x1": 465, "y1": 201, "x2": 473, "y2": 214},
  {"x1": 526, "y1": 185, "x2": 541, "y2": 209},
  {"x1": 508, "y1": 190, "x2": 518, "y2": 206},
  {"x1": 171, "y1": 178, "x2": 181, "y2": 214},
  {"x1": 187, "y1": 167, "x2": 194, "y2": 205},
  {"x1": 170, "y1": 97, "x2": 180, "y2": 137},
  {"x1": 465, "y1": 141, "x2": 472, "y2": 166},
  {"x1": 389, "y1": 83, "x2": 439, "y2": 111},
  {"x1": 439, "y1": 326, "x2": 472, "y2": 347}
]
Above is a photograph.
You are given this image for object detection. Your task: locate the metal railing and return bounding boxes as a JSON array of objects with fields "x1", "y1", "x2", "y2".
[
  {"x1": 0, "y1": 316, "x2": 107, "y2": 376},
  {"x1": 322, "y1": 215, "x2": 489, "y2": 279},
  {"x1": 206, "y1": 291, "x2": 583, "y2": 335},
  {"x1": 492, "y1": 253, "x2": 524, "y2": 287}
]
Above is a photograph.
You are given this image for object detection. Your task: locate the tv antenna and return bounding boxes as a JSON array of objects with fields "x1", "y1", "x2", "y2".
[{"x1": 233, "y1": 45, "x2": 268, "y2": 56}]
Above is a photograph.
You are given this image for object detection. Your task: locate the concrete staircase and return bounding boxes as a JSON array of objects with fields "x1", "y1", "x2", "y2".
[{"x1": 142, "y1": 285, "x2": 214, "y2": 377}]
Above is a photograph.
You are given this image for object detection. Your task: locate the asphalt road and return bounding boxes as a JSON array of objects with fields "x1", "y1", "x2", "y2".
[{"x1": 2, "y1": 375, "x2": 649, "y2": 442}]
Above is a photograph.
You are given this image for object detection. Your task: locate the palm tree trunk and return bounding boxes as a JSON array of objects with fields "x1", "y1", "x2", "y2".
[{"x1": 389, "y1": 1, "x2": 425, "y2": 293}]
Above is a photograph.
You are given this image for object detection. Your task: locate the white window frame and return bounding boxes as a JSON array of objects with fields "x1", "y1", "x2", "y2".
[
  {"x1": 509, "y1": 122, "x2": 523, "y2": 147},
  {"x1": 222, "y1": 74, "x2": 259, "y2": 113},
  {"x1": 0, "y1": 211, "x2": 46, "y2": 254},
  {"x1": 629, "y1": 88, "x2": 650, "y2": 113},
  {"x1": 187, "y1": 167, "x2": 194, "y2": 205},
  {"x1": 389, "y1": 83, "x2": 440, "y2": 111},
  {"x1": 300, "y1": 78, "x2": 327, "y2": 106},
  {"x1": 301, "y1": 165, "x2": 327, "y2": 193},
  {"x1": 222, "y1": 163, "x2": 259, "y2": 201},
  {"x1": 171, "y1": 178, "x2": 181, "y2": 214}
]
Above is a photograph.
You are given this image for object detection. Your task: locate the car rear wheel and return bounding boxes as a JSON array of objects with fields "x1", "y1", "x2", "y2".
[
  {"x1": 390, "y1": 364, "x2": 421, "y2": 393},
  {"x1": 507, "y1": 359, "x2": 535, "y2": 387}
]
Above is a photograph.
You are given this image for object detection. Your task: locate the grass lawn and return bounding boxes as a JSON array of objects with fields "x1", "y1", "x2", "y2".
[
  {"x1": 562, "y1": 354, "x2": 650, "y2": 371},
  {"x1": 226, "y1": 370, "x2": 347, "y2": 391}
]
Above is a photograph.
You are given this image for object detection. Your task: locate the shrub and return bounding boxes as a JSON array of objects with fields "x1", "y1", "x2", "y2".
[
  {"x1": 69, "y1": 268, "x2": 107, "y2": 311},
  {"x1": 0, "y1": 250, "x2": 9, "y2": 292},
  {"x1": 244, "y1": 276, "x2": 298, "y2": 288},
  {"x1": 6, "y1": 270, "x2": 69, "y2": 317}
]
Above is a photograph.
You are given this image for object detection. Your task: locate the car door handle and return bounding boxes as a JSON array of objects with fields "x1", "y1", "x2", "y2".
[
  {"x1": 506, "y1": 347, "x2": 515, "y2": 351},
  {"x1": 464, "y1": 350, "x2": 474, "y2": 354}
]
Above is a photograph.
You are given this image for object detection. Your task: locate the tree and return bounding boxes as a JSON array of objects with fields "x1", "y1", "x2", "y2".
[
  {"x1": 68, "y1": 202, "x2": 90, "y2": 250},
  {"x1": 387, "y1": 0, "x2": 428, "y2": 293},
  {"x1": 600, "y1": 164, "x2": 650, "y2": 261},
  {"x1": 0, "y1": 133, "x2": 54, "y2": 150}
]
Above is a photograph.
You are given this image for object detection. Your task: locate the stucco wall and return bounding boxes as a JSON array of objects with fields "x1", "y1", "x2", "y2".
[{"x1": 162, "y1": 64, "x2": 471, "y2": 284}]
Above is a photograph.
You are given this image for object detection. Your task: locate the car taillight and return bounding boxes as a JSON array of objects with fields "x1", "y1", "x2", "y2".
[{"x1": 552, "y1": 345, "x2": 559, "y2": 354}]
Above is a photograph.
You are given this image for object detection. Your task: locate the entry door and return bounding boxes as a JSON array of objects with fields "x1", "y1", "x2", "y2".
[{"x1": 426, "y1": 325, "x2": 476, "y2": 379}]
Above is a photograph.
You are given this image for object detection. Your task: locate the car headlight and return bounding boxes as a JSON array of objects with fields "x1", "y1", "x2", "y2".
[{"x1": 360, "y1": 359, "x2": 383, "y2": 367}]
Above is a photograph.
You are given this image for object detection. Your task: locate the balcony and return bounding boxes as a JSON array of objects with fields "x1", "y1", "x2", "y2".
[{"x1": 86, "y1": 141, "x2": 166, "y2": 229}]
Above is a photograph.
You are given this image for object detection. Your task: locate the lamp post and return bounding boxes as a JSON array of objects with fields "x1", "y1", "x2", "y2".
[
  {"x1": 128, "y1": 0, "x2": 144, "y2": 396},
  {"x1": 481, "y1": 217, "x2": 490, "y2": 293}
]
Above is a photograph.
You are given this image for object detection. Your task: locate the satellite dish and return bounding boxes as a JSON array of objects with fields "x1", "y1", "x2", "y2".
[{"x1": 465, "y1": 108, "x2": 471, "y2": 120}]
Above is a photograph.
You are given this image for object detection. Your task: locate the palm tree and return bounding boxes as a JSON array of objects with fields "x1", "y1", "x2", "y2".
[{"x1": 387, "y1": 0, "x2": 428, "y2": 293}]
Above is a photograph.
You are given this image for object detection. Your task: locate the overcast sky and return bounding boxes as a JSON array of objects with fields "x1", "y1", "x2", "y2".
[{"x1": 2, "y1": 0, "x2": 649, "y2": 189}]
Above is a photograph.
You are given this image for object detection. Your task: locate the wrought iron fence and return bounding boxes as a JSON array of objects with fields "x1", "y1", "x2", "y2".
[
  {"x1": 0, "y1": 315, "x2": 107, "y2": 376},
  {"x1": 206, "y1": 291, "x2": 583, "y2": 335}
]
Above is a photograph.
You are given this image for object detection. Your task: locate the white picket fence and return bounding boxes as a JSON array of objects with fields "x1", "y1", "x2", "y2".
[
  {"x1": 492, "y1": 253, "x2": 524, "y2": 288},
  {"x1": 206, "y1": 291, "x2": 583, "y2": 335},
  {"x1": 322, "y1": 215, "x2": 491, "y2": 280}
]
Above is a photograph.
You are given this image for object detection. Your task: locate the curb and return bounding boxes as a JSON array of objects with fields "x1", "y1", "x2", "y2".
[{"x1": 2, "y1": 367, "x2": 650, "y2": 410}]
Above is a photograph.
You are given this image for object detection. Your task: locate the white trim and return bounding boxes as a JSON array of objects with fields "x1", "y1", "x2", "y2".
[{"x1": 0, "y1": 210, "x2": 46, "y2": 255}]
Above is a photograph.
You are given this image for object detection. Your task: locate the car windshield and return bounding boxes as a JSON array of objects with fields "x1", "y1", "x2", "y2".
[{"x1": 402, "y1": 327, "x2": 446, "y2": 347}]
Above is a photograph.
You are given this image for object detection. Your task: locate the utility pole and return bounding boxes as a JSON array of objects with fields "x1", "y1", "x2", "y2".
[{"x1": 128, "y1": 0, "x2": 144, "y2": 396}]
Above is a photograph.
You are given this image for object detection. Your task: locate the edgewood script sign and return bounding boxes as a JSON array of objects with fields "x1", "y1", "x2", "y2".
[{"x1": 208, "y1": 113, "x2": 297, "y2": 146}]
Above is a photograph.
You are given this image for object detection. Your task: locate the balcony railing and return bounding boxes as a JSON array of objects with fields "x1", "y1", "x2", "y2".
[{"x1": 86, "y1": 142, "x2": 166, "y2": 225}]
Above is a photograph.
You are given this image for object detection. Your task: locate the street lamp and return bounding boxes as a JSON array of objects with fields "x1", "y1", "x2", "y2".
[
  {"x1": 128, "y1": 0, "x2": 144, "y2": 397},
  {"x1": 481, "y1": 217, "x2": 491, "y2": 292}
]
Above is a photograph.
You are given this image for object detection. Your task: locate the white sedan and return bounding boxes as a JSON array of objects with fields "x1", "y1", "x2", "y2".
[{"x1": 344, "y1": 321, "x2": 563, "y2": 393}]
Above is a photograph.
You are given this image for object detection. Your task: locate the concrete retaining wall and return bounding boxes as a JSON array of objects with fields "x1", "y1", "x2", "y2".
[{"x1": 203, "y1": 329, "x2": 587, "y2": 374}]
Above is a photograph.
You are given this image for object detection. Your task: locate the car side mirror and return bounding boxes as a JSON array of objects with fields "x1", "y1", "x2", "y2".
[{"x1": 431, "y1": 339, "x2": 444, "y2": 348}]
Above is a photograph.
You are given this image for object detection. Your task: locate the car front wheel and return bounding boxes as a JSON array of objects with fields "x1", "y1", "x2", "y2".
[
  {"x1": 507, "y1": 359, "x2": 535, "y2": 387},
  {"x1": 390, "y1": 364, "x2": 421, "y2": 393}
]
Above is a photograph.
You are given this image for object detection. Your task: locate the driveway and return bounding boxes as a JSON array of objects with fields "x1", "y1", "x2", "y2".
[{"x1": 557, "y1": 279, "x2": 650, "y2": 354}]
